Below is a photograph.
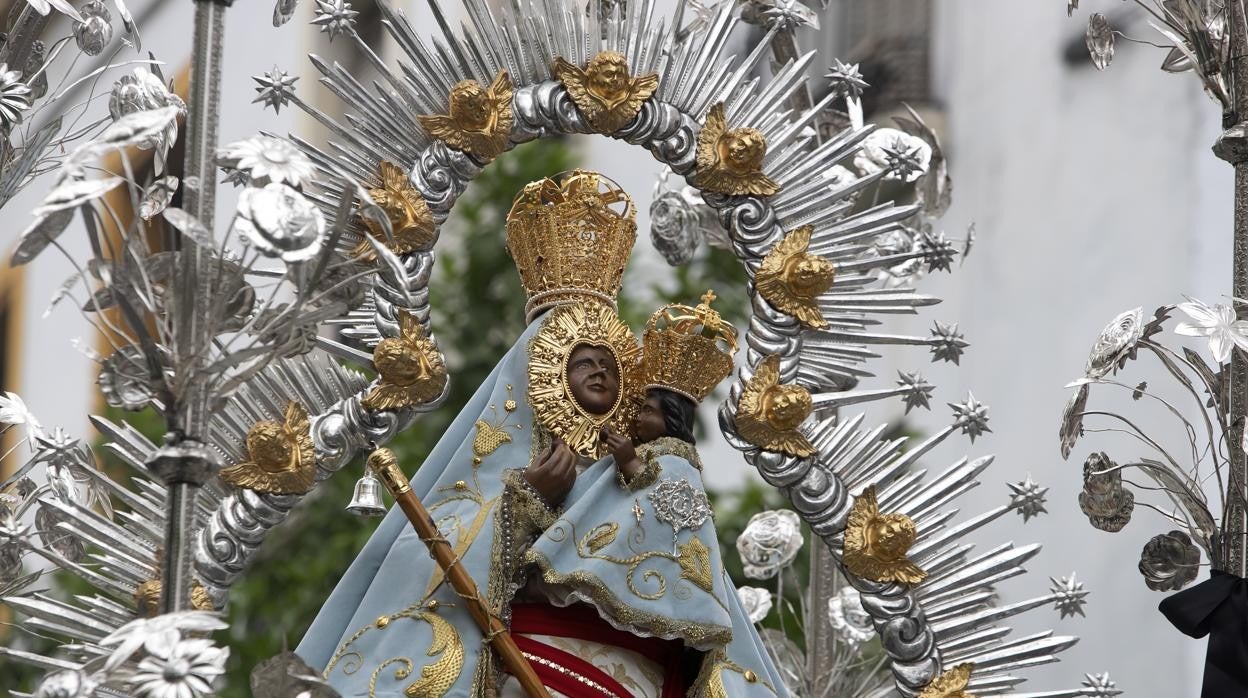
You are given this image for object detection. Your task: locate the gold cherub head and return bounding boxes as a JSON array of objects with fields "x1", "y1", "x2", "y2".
[
  {"x1": 734, "y1": 354, "x2": 815, "y2": 457},
  {"x1": 918, "y1": 663, "x2": 976, "y2": 698},
  {"x1": 586, "y1": 51, "x2": 630, "y2": 100},
  {"x1": 693, "y1": 102, "x2": 779, "y2": 197},
  {"x1": 219, "y1": 402, "x2": 316, "y2": 495},
  {"x1": 553, "y1": 51, "x2": 659, "y2": 133},
  {"x1": 756, "y1": 226, "x2": 835, "y2": 328},
  {"x1": 418, "y1": 69, "x2": 514, "y2": 160},
  {"x1": 355, "y1": 161, "x2": 435, "y2": 260},
  {"x1": 843, "y1": 485, "x2": 926, "y2": 586},
  {"x1": 448, "y1": 79, "x2": 493, "y2": 130},
  {"x1": 362, "y1": 310, "x2": 448, "y2": 412}
]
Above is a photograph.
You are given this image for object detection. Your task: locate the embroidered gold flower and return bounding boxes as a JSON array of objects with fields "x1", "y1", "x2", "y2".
[
  {"x1": 735, "y1": 354, "x2": 815, "y2": 457},
  {"x1": 756, "y1": 226, "x2": 835, "y2": 328},
  {"x1": 677, "y1": 536, "x2": 714, "y2": 593},
  {"x1": 354, "y1": 160, "x2": 435, "y2": 260},
  {"x1": 843, "y1": 485, "x2": 926, "y2": 586},
  {"x1": 472, "y1": 420, "x2": 512, "y2": 461},
  {"x1": 918, "y1": 663, "x2": 975, "y2": 698},
  {"x1": 554, "y1": 51, "x2": 658, "y2": 133},
  {"x1": 363, "y1": 311, "x2": 448, "y2": 412},
  {"x1": 219, "y1": 401, "x2": 316, "y2": 495},
  {"x1": 418, "y1": 70, "x2": 513, "y2": 160},
  {"x1": 693, "y1": 102, "x2": 779, "y2": 197},
  {"x1": 134, "y1": 578, "x2": 214, "y2": 617}
]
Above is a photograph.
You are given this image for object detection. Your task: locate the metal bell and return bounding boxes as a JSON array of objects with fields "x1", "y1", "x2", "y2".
[{"x1": 346, "y1": 472, "x2": 387, "y2": 517}]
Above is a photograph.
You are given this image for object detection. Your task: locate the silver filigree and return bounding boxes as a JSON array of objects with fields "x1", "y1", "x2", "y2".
[{"x1": 648, "y1": 477, "x2": 711, "y2": 552}]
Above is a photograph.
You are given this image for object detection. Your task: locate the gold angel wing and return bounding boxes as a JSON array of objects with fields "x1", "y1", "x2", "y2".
[
  {"x1": 696, "y1": 102, "x2": 728, "y2": 170},
  {"x1": 627, "y1": 73, "x2": 659, "y2": 111},
  {"x1": 553, "y1": 56, "x2": 599, "y2": 117},
  {"x1": 282, "y1": 401, "x2": 310, "y2": 434},
  {"x1": 416, "y1": 113, "x2": 463, "y2": 146},
  {"x1": 378, "y1": 160, "x2": 408, "y2": 192},
  {"x1": 490, "y1": 69, "x2": 514, "y2": 143},
  {"x1": 398, "y1": 310, "x2": 423, "y2": 343}
]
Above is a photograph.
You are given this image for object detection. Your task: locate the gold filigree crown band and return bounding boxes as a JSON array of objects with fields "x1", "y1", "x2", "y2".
[
  {"x1": 506, "y1": 170, "x2": 637, "y2": 322},
  {"x1": 641, "y1": 290, "x2": 738, "y2": 403}
]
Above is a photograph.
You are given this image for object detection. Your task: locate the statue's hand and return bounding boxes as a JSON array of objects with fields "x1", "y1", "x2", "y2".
[
  {"x1": 601, "y1": 428, "x2": 641, "y2": 478},
  {"x1": 523, "y1": 440, "x2": 577, "y2": 506}
]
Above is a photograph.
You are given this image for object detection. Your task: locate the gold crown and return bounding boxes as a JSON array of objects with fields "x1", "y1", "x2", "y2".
[
  {"x1": 506, "y1": 170, "x2": 637, "y2": 322},
  {"x1": 640, "y1": 290, "x2": 738, "y2": 403}
]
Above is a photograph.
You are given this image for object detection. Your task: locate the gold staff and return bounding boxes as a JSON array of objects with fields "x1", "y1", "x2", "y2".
[{"x1": 367, "y1": 447, "x2": 551, "y2": 698}]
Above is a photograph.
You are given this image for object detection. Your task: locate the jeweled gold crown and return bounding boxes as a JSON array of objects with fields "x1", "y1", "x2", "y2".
[
  {"x1": 641, "y1": 290, "x2": 738, "y2": 403},
  {"x1": 506, "y1": 170, "x2": 637, "y2": 321}
]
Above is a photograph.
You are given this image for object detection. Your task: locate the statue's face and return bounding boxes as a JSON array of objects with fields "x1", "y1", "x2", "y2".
[
  {"x1": 247, "y1": 423, "x2": 294, "y2": 473},
  {"x1": 720, "y1": 129, "x2": 766, "y2": 173},
  {"x1": 763, "y1": 385, "x2": 810, "y2": 430},
  {"x1": 565, "y1": 343, "x2": 620, "y2": 416},
  {"x1": 866, "y1": 515, "x2": 914, "y2": 559},
  {"x1": 587, "y1": 54, "x2": 629, "y2": 99},
  {"x1": 449, "y1": 81, "x2": 492, "y2": 129},
  {"x1": 634, "y1": 394, "x2": 667, "y2": 443}
]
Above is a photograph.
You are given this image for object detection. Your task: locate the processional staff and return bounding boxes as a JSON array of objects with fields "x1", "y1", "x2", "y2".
[{"x1": 366, "y1": 447, "x2": 552, "y2": 698}]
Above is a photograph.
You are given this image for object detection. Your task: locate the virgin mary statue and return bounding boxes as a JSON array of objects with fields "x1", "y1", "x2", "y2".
[{"x1": 297, "y1": 171, "x2": 787, "y2": 698}]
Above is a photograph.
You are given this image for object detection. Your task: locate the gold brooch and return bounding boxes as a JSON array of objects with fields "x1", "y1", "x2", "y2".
[
  {"x1": 756, "y1": 226, "x2": 835, "y2": 328},
  {"x1": 219, "y1": 401, "x2": 316, "y2": 495},
  {"x1": 418, "y1": 69, "x2": 513, "y2": 161},
  {"x1": 735, "y1": 354, "x2": 815, "y2": 457},
  {"x1": 693, "y1": 102, "x2": 779, "y2": 197},
  {"x1": 554, "y1": 51, "x2": 658, "y2": 134},
  {"x1": 362, "y1": 310, "x2": 448, "y2": 412},
  {"x1": 843, "y1": 485, "x2": 926, "y2": 586},
  {"x1": 354, "y1": 160, "x2": 435, "y2": 260},
  {"x1": 918, "y1": 663, "x2": 975, "y2": 698}
]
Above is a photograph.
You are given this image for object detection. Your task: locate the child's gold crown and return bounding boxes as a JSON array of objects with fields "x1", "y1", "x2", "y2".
[{"x1": 640, "y1": 290, "x2": 738, "y2": 403}]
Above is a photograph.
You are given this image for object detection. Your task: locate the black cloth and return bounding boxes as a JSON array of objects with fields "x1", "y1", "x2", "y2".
[{"x1": 1159, "y1": 569, "x2": 1248, "y2": 698}]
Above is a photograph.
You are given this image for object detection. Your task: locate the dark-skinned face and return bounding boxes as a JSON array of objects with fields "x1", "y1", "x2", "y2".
[
  {"x1": 566, "y1": 344, "x2": 619, "y2": 416},
  {"x1": 634, "y1": 395, "x2": 666, "y2": 444}
]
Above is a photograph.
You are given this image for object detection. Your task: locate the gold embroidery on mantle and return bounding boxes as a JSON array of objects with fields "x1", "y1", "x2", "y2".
[
  {"x1": 472, "y1": 385, "x2": 522, "y2": 464},
  {"x1": 522, "y1": 519, "x2": 732, "y2": 648},
  {"x1": 690, "y1": 649, "x2": 779, "y2": 698},
  {"x1": 324, "y1": 602, "x2": 464, "y2": 698}
]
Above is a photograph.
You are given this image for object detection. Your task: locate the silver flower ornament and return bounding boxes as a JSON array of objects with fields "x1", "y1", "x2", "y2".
[
  {"x1": 0, "y1": 64, "x2": 32, "y2": 130},
  {"x1": 1174, "y1": 296, "x2": 1248, "y2": 364},
  {"x1": 33, "y1": 669, "x2": 98, "y2": 698},
  {"x1": 827, "y1": 586, "x2": 873, "y2": 646},
  {"x1": 737, "y1": 509, "x2": 803, "y2": 579},
  {"x1": 219, "y1": 135, "x2": 315, "y2": 188},
  {"x1": 1078, "y1": 452, "x2": 1134, "y2": 533},
  {"x1": 108, "y1": 68, "x2": 186, "y2": 171},
  {"x1": 73, "y1": 1, "x2": 114, "y2": 57},
  {"x1": 1084, "y1": 307, "x2": 1143, "y2": 378},
  {"x1": 1086, "y1": 13, "x2": 1115, "y2": 71},
  {"x1": 1139, "y1": 530, "x2": 1200, "y2": 592},
  {"x1": 235, "y1": 183, "x2": 326, "y2": 263},
  {"x1": 132, "y1": 636, "x2": 229, "y2": 698},
  {"x1": 736, "y1": 586, "x2": 773, "y2": 623}
]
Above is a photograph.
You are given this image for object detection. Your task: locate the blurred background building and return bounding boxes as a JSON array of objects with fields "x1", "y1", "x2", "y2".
[{"x1": 0, "y1": 0, "x2": 1219, "y2": 693}]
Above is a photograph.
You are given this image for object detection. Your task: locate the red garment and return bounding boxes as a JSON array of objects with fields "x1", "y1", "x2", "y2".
[{"x1": 509, "y1": 603, "x2": 689, "y2": 698}]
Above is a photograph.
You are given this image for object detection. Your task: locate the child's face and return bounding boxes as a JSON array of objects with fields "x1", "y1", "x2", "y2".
[{"x1": 634, "y1": 395, "x2": 667, "y2": 443}]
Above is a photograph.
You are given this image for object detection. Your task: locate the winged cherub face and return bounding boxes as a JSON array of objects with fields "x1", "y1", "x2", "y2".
[
  {"x1": 448, "y1": 80, "x2": 493, "y2": 130},
  {"x1": 373, "y1": 337, "x2": 434, "y2": 386},
  {"x1": 762, "y1": 385, "x2": 811, "y2": 430},
  {"x1": 586, "y1": 52, "x2": 630, "y2": 100},
  {"x1": 865, "y1": 514, "x2": 916, "y2": 560},
  {"x1": 783, "y1": 254, "x2": 835, "y2": 298},
  {"x1": 719, "y1": 128, "x2": 767, "y2": 174},
  {"x1": 247, "y1": 422, "x2": 296, "y2": 474}
]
